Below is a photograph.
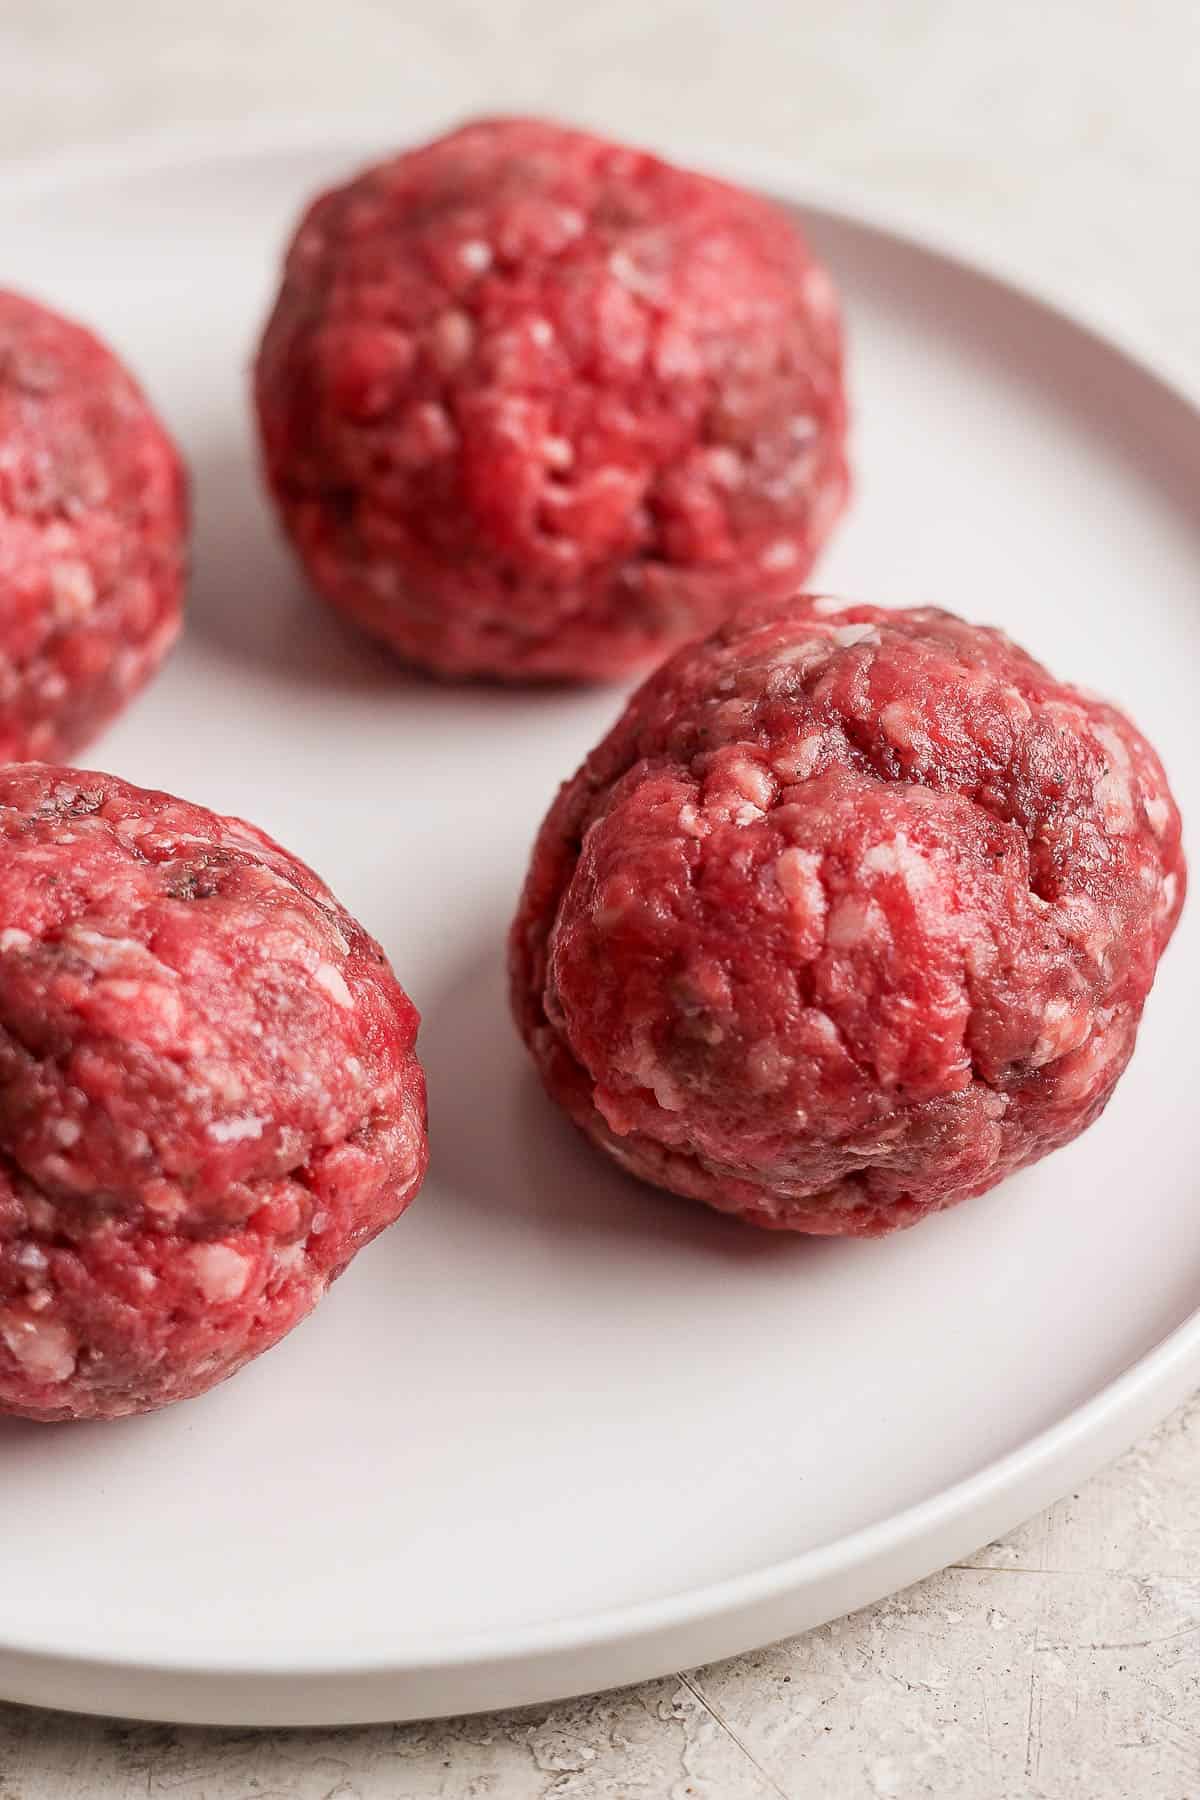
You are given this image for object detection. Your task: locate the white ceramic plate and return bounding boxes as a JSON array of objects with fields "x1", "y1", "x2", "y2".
[{"x1": 0, "y1": 129, "x2": 1197, "y2": 1729}]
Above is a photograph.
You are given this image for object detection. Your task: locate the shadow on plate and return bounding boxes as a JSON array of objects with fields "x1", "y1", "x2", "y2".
[
  {"x1": 0, "y1": 1395, "x2": 166, "y2": 1450},
  {"x1": 184, "y1": 424, "x2": 409, "y2": 694},
  {"x1": 412, "y1": 928, "x2": 816, "y2": 1270}
]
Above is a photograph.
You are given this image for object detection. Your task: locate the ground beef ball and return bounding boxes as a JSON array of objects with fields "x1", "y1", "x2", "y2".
[
  {"x1": 255, "y1": 117, "x2": 848, "y2": 681},
  {"x1": 0, "y1": 291, "x2": 187, "y2": 761},
  {"x1": 0, "y1": 767, "x2": 427, "y2": 1421},
  {"x1": 510, "y1": 595, "x2": 1185, "y2": 1235}
]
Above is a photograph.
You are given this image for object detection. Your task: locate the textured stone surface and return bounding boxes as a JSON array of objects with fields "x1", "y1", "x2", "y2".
[{"x1": 1, "y1": 2, "x2": 1197, "y2": 1794}]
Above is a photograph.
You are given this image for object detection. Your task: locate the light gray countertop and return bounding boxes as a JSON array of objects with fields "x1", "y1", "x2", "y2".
[{"x1": 2, "y1": 3, "x2": 1198, "y2": 1794}]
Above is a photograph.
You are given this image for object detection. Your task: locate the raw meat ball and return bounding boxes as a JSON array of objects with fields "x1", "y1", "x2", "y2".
[
  {"x1": 0, "y1": 766, "x2": 427, "y2": 1421},
  {"x1": 0, "y1": 290, "x2": 187, "y2": 761},
  {"x1": 255, "y1": 117, "x2": 848, "y2": 681},
  {"x1": 510, "y1": 595, "x2": 1185, "y2": 1235}
]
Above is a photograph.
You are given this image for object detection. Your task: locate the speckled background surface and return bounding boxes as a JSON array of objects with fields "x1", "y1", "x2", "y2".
[{"x1": 2, "y1": 3, "x2": 1198, "y2": 1793}]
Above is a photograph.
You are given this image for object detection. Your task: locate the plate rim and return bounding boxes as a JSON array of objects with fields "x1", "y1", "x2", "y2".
[{"x1": 1, "y1": 118, "x2": 1198, "y2": 1714}]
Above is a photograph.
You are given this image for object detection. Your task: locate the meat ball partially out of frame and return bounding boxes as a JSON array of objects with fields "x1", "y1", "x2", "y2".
[
  {"x1": 510, "y1": 594, "x2": 1185, "y2": 1236},
  {"x1": 0, "y1": 766, "x2": 428, "y2": 1422},
  {"x1": 0, "y1": 289, "x2": 187, "y2": 762},
  {"x1": 255, "y1": 116, "x2": 848, "y2": 682}
]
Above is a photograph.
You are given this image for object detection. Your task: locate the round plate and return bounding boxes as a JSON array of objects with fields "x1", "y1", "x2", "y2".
[{"x1": 0, "y1": 129, "x2": 1196, "y2": 1729}]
